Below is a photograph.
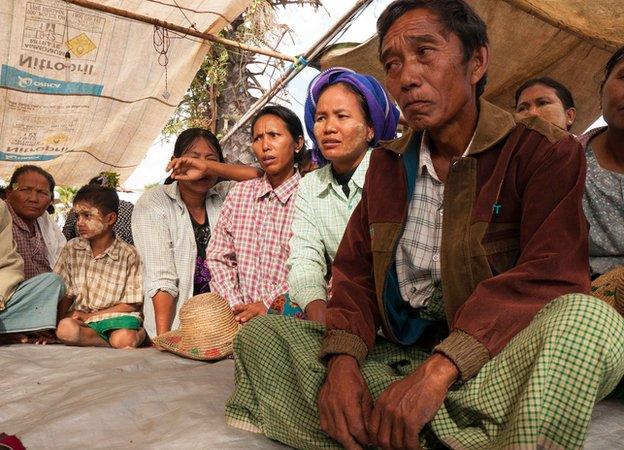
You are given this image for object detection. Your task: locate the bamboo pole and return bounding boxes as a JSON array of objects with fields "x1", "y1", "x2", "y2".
[
  {"x1": 219, "y1": 0, "x2": 374, "y2": 145},
  {"x1": 63, "y1": 0, "x2": 296, "y2": 62}
]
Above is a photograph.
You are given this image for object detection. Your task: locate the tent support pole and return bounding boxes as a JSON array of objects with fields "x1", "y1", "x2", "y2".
[
  {"x1": 219, "y1": 0, "x2": 375, "y2": 146},
  {"x1": 63, "y1": 0, "x2": 295, "y2": 62}
]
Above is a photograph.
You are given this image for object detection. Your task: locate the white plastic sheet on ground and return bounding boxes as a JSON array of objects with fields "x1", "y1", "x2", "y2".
[
  {"x1": 0, "y1": 0, "x2": 250, "y2": 185},
  {"x1": 0, "y1": 345, "x2": 622, "y2": 449}
]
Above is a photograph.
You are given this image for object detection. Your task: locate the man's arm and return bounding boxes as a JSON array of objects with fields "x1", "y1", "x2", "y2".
[{"x1": 435, "y1": 134, "x2": 589, "y2": 381}]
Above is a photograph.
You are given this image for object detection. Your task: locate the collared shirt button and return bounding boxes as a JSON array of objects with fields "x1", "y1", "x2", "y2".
[
  {"x1": 432, "y1": 254, "x2": 440, "y2": 262},
  {"x1": 438, "y1": 208, "x2": 444, "y2": 216}
]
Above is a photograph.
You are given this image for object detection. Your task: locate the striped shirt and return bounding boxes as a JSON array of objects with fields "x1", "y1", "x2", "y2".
[
  {"x1": 396, "y1": 134, "x2": 444, "y2": 308},
  {"x1": 207, "y1": 171, "x2": 301, "y2": 308},
  {"x1": 287, "y1": 150, "x2": 371, "y2": 311},
  {"x1": 7, "y1": 202, "x2": 51, "y2": 279},
  {"x1": 54, "y1": 237, "x2": 143, "y2": 323}
]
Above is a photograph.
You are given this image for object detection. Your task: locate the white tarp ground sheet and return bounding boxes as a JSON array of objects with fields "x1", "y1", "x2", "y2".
[
  {"x1": 1, "y1": 346, "x2": 623, "y2": 449},
  {"x1": 0, "y1": 0, "x2": 250, "y2": 185},
  {"x1": 0, "y1": 346, "x2": 286, "y2": 449}
]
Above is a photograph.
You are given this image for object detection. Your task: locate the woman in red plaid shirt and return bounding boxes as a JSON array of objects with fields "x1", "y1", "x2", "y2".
[{"x1": 206, "y1": 105, "x2": 305, "y2": 323}]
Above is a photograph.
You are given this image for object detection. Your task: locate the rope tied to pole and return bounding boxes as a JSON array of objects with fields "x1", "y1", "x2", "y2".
[{"x1": 290, "y1": 55, "x2": 309, "y2": 72}]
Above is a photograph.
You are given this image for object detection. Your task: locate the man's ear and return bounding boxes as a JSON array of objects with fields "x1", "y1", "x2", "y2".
[{"x1": 469, "y1": 44, "x2": 490, "y2": 89}]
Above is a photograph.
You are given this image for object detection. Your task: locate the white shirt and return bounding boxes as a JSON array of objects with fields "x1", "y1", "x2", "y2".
[
  {"x1": 37, "y1": 211, "x2": 66, "y2": 267},
  {"x1": 132, "y1": 181, "x2": 229, "y2": 337}
]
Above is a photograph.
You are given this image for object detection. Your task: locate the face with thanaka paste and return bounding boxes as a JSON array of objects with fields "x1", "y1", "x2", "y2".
[
  {"x1": 74, "y1": 202, "x2": 114, "y2": 239},
  {"x1": 313, "y1": 83, "x2": 374, "y2": 171}
]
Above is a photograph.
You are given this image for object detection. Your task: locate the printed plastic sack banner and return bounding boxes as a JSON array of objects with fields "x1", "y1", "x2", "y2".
[{"x1": 0, "y1": 0, "x2": 250, "y2": 184}]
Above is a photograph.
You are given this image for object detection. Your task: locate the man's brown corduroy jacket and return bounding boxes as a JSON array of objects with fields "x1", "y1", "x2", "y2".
[{"x1": 319, "y1": 100, "x2": 590, "y2": 382}]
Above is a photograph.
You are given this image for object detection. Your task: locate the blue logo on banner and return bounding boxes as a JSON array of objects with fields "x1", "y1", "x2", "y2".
[
  {"x1": 0, "y1": 151, "x2": 59, "y2": 161},
  {"x1": 0, "y1": 65, "x2": 103, "y2": 95}
]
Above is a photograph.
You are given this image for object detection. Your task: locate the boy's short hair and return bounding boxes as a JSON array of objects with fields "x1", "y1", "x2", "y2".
[{"x1": 73, "y1": 184, "x2": 119, "y2": 216}]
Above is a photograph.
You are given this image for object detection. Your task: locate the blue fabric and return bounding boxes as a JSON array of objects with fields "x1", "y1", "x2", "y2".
[
  {"x1": 382, "y1": 132, "x2": 437, "y2": 345},
  {"x1": 304, "y1": 67, "x2": 400, "y2": 165},
  {"x1": 0, "y1": 273, "x2": 65, "y2": 333},
  {"x1": 268, "y1": 293, "x2": 306, "y2": 320}
]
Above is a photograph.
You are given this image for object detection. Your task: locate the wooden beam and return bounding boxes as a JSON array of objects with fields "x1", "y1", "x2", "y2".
[{"x1": 63, "y1": 0, "x2": 296, "y2": 62}]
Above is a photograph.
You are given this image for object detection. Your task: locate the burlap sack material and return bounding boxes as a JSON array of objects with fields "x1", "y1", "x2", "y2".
[
  {"x1": 316, "y1": 0, "x2": 624, "y2": 135},
  {"x1": 153, "y1": 293, "x2": 240, "y2": 361}
]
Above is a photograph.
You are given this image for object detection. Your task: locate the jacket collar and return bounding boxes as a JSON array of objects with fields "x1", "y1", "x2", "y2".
[
  {"x1": 379, "y1": 99, "x2": 516, "y2": 156},
  {"x1": 255, "y1": 171, "x2": 301, "y2": 204},
  {"x1": 316, "y1": 149, "x2": 372, "y2": 197},
  {"x1": 75, "y1": 236, "x2": 120, "y2": 260},
  {"x1": 163, "y1": 181, "x2": 223, "y2": 211}
]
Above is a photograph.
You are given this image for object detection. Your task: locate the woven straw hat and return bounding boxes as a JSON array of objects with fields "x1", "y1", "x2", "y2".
[
  {"x1": 591, "y1": 267, "x2": 624, "y2": 318},
  {"x1": 153, "y1": 293, "x2": 239, "y2": 361}
]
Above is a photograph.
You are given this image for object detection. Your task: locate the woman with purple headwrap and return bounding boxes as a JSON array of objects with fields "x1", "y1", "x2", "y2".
[{"x1": 285, "y1": 67, "x2": 399, "y2": 323}]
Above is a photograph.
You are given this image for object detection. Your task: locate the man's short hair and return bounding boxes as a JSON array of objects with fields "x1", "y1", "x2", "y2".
[
  {"x1": 377, "y1": 0, "x2": 489, "y2": 97},
  {"x1": 73, "y1": 184, "x2": 119, "y2": 216}
]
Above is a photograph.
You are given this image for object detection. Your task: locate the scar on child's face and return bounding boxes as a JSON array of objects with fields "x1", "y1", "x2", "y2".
[{"x1": 74, "y1": 204, "x2": 106, "y2": 238}]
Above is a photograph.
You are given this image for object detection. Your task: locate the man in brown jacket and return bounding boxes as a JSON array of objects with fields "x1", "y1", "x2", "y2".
[{"x1": 225, "y1": 1, "x2": 624, "y2": 449}]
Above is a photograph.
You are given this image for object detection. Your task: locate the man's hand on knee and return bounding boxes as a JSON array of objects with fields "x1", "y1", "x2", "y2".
[
  {"x1": 318, "y1": 354, "x2": 372, "y2": 450},
  {"x1": 369, "y1": 353, "x2": 458, "y2": 449}
]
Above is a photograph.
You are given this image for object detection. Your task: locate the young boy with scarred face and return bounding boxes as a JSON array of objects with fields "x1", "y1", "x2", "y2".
[{"x1": 54, "y1": 185, "x2": 145, "y2": 349}]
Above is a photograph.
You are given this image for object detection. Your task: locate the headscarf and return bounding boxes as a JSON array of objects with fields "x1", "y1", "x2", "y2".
[{"x1": 304, "y1": 67, "x2": 400, "y2": 164}]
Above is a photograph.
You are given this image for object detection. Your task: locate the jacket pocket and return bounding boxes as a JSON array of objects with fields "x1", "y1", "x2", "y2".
[
  {"x1": 474, "y1": 222, "x2": 521, "y2": 276},
  {"x1": 483, "y1": 223, "x2": 520, "y2": 275}
]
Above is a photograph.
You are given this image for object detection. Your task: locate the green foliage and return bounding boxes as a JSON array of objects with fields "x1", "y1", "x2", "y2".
[
  {"x1": 162, "y1": 39, "x2": 231, "y2": 137},
  {"x1": 56, "y1": 185, "x2": 78, "y2": 205},
  {"x1": 98, "y1": 171, "x2": 120, "y2": 189}
]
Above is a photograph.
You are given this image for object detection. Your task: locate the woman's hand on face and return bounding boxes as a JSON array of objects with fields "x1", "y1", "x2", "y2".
[
  {"x1": 232, "y1": 302, "x2": 268, "y2": 324},
  {"x1": 166, "y1": 157, "x2": 214, "y2": 181}
]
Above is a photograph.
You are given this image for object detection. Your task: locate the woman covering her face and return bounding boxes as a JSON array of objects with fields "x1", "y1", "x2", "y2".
[
  {"x1": 286, "y1": 67, "x2": 400, "y2": 323},
  {"x1": 514, "y1": 77, "x2": 576, "y2": 131},
  {"x1": 132, "y1": 128, "x2": 253, "y2": 337},
  {"x1": 206, "y1": 105, "x2": 305, "y2": 324},
  {"x1": 581, "y1": 46, "x2": 624, "y2": 280}
]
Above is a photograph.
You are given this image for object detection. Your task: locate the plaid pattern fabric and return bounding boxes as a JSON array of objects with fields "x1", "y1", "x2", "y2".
[
  {"x1": 63, "y1": 199, "x2": 135, "y2": 245},
  {"x1": 7, "y1": 203, "x2": 51, "y2": 279},
  {"x1": 287, "y1": 150, "x2": 371, "y2": 311},
  {"x1": 54, "y1": 237, "x2": 143, "y2": 322},
  {"x1": 396, "y1": 135, "x2": 444, "y2": 308},
  {"x1": 226, "y1": 294, "x2": 624, "y2": 449},
  {"x1": 207, "y1": 172, "x2": 301, "y2": 308}
]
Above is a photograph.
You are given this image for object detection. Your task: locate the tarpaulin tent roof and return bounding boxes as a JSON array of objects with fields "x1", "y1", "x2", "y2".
[
  {"x1": 0, "y1": 0, "x2": 253, "y2": 185},
  {"x1": 317, "y1": 0, "x2": 624, "y2": 134}
]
